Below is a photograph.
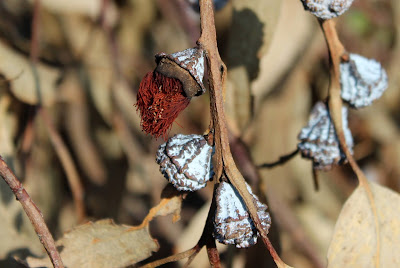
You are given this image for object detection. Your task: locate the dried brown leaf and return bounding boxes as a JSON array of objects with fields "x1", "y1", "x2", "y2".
[
  {"x1": 141, "y1": 186, "x2": 184, "y2": 225},
  {"x1": 24, "y1": 219, "x2": 159, "y2": 268},
  {"x1": 0, "y1": 41, "x2": 60, "y2": 106},
  {"x1": 327, "y1": 182, "x2": 400, "y2": 267}
]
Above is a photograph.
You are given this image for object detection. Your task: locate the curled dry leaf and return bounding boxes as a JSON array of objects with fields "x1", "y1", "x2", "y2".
[
  {"x1": 141, "y1": 185, "x2": 184, "y2": 224},
  {"x1": 0, "y1": 41, "x2": 60, "y2": 106},
  {"x1": 327, "y1": 182, "x2": 400, "y2": 268},
  {"x1": 340, "y1": 53, "x2": 388, "y2": 109},
  {"x1": 23, "y1": 219, "x2": 159, "y2": 268}
]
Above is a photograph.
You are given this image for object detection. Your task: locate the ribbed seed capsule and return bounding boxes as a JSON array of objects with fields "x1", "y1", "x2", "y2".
[
  {"x1": 300, "y1": 0, "x2": 354, "y2": 20},
  {"x1": 298, "y1": 101, "x2": 354, "y2": 170},
  {"x1": 213, "y1": 181, "x2": 271, "y2": 248},
  {"x1": 135, "y1": 47, "x2": 205, "y2": 139},
  {"x1": 340, "y1": 53, "x2": 388, "y2": 109},
  {"x1": 156, "y1": 134, "x2": 214, "y2": 191},
  {"x1": 155, "y1": 47, "x2": 206, "y2": 97}
]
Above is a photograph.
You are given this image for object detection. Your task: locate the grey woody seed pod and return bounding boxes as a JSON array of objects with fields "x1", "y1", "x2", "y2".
[
  {"x1": 213, "y1": 181, "x2": 271, "y2": 248},
  {"x1": 300, "y1": 0, "x2": 354, "y2": 20},
  {"x1": 156, "y1": 134, "x2": 214, "y2": 191},
  {"x1": 340, "y1": 53, "x2": 388, "y2": 109},
  {"x1": 155, "y1": 47, "x2": 205, "y2": 98},
  {"x1": 298, "y1": 101, "x2": 354, "y2": 170}
]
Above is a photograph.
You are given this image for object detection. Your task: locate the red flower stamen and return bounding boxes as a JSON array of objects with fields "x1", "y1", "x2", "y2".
[{"x1": 135, "y1": 71, "x2": 191, "y2": 139}]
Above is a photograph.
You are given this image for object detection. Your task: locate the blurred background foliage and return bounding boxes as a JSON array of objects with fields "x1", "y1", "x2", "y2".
[{"x1": 0, "y1": 0, "x2": 398, "y2": 267}]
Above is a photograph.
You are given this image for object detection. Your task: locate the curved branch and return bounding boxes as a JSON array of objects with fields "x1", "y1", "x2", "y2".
[{"x1": 320, "y1": 19, "x2": 380, "y2": 268}]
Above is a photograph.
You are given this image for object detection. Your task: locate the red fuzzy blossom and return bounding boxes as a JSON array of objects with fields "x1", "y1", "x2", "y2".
[{"x1": 135, "y1": 71, "x2": 190, "y2": 139}]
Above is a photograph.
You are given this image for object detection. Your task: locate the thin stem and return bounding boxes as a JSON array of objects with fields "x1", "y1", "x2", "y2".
[
  {"x1": 197, "y1": 1, "x2": 288, "y2": 267},
  {"x1": 182, "y1": 247, "x2": 202, "y2": 268},
  {"x1": 0, "y1": 157, "x2": 64, "y2": 268},
  {"x1": 39, "y1": 109, "x2": 86, "y2": 223},
  {"x1": 258, "y1": 149, "x2": 299, "y2": 169},
  {"x1": 312, "y1": 167, "x2": 320, "y2": 191},
  {"x1": 320, "y1": 19, "x2": 380, "y2": 268},
  {"x1": 206, "y1": 238, "x2": 221, "y2": 268},
  {"x1": 140, "y1": 247, "x2": 199, "y2": 268},
  {"x1": 21, "y1": 2, "x2": 64, "y2": 266}
]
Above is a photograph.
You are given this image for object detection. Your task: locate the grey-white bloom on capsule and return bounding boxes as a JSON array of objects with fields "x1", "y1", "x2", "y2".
[
  {"x1": 300, "y1": 0, "x2": 354, "y2": 20},
  {"x1": 340, "y1": 53, "x2": 388, "y2": 109},
  {"x1": 156, "y1": 134, "x2": 214, "y2": 191},
  {"x1": 155, "y1": 47, "x2": 206, "y2": 97},
  {"x1": 213, "y1": 181, "x2": 271, "y2": 248},
  {"x1": 298, "y1": 101, "x2": 354, "y2": 170}
]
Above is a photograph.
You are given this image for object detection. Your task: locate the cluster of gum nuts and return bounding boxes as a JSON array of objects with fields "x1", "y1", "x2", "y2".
[{"x1": 137, "y1": 0, "x2": 388, "y2": 249}]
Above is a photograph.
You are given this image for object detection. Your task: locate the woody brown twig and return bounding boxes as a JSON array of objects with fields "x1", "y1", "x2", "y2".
[
  {"x1": 206, "y1": 238, "x2": 221, "y2": 268},
  {"x1": 320, "y1": 19, "x2": 381, "y2": 268},
  {"x1": 141, "y1": 1, "x2": 289, "y2": 266},
  {"x1": 197, "y1": 0, "x2": 289, "y2": 267},
  {"x1": 0, "y1": 157, "x2": 64, "y2": 268}
]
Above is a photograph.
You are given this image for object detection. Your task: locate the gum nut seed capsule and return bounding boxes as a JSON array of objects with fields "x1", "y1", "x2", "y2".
[
  {"x1": 135, "y1": 47, "x2": 205, "y2": 139},
  {"x1": 213, "y1": 181, "x2": 271, "y2": 248},
  {"x1": 300, "y1": 0, "x2": 354, "y2": 20},
  {"x1": 156, "y1": 134, "x2": 214, "y2": 191},
  {"x1": 340, "y1": 53, "x2": 388, "y2": 109},
  {"x1": 298, "y1": 101, "x2": 354, "y2": 170},
  {"x1": 155, "y1": 47, "x2": 205, "y2": 97}
]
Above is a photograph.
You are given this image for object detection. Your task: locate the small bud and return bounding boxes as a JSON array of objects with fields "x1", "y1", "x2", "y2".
[
  {"x1": 300, "y1": 0, "x2": 354, "y2": 20},
  {"x1": 156, "y1": 134, "x2": 214, "y2": 191},
  {"x1": 213, "y1": 181, "x2": 271, "y2": 248},
  {"x1": 340, "y1": 53, "x2": 388, "y2": 109},
  {"x1": 298, "y1": 101, "x2": 354, "y2": 170},
  {"x1": 135, "y1": 47, "x2": 205, "y2": 139}
]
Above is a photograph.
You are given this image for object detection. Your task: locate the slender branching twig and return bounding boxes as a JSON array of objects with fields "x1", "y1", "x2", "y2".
[
  {"x1": 140, "y1": 1, "x2": 290, "y2": 266},
  {"x1": 258, "y1": 149, "x2": 299, "y2": 169},
  {"x1": 140, "y1": 247, "x2": 199, "y2": 268},
  {"x1": 197, "y1": 1, "x2": 289, "y2": 267},
  {"x1": 0, "y1": 157, "x2": 64, "y2": 268},
  {"x1": 320, "y1": 19, "x2": 381, "y2": 267},
  {"x1": 206, "y1": 238, "x2": 221, "y2": 268}
]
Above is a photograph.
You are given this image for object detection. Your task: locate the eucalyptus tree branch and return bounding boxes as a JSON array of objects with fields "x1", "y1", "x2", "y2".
[
  {"x1": 320, "y1": 19, "x2": 380, "y2": 267},
  {"x1": 0, "y1": 157, "x2": 64, "y2": 268},
  {"x1": 197, "y1": 1, "x2": 290, "y2": 267}
]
